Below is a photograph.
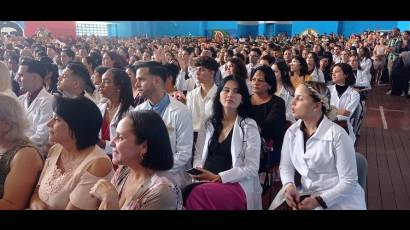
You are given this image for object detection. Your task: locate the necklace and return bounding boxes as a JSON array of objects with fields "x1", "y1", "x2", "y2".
[{"x1": 59, "y1": 151, "x2": 88, "y2": 173}]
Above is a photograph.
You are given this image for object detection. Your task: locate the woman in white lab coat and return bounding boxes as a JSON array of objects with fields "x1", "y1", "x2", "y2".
[
  {"x1": 358, "y1": 47, "x2": 373, "y2": 84},
  {"x1": 279, "y1": 81, "x2": 366, "y2": 210},
  {"x1": 97, "y1": 68, "x2": 134, "y2": 156},
  {"x1": 328, "y1": 63, "x2": 360, "y2": 143},
  {"x1": 187, "y1": 75, "x2": 262, "y2": 210}
]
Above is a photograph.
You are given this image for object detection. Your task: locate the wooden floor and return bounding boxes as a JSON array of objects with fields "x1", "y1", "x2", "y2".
[
  {"x1": 356, "y1": 85, "x2": 410, "y2": 210},
  {"x1": 262, "y1": 85, "x2": 410, "y2": 210}
]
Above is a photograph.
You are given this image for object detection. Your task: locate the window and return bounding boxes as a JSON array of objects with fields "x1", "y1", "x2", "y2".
[{"x1": 76, "y1": 21, "x2": 108, "y2": 36}]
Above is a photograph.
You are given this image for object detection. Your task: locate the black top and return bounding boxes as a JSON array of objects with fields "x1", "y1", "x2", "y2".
[
  {"x1": 204, "y1": 128, "x2": 233, "y2": 174},
  {"x1": 335, "y1": 84, "x2": 349, "y2": 98},
  {"x1": 250, "y1": 95, "x2": 286, "y2": 158}
]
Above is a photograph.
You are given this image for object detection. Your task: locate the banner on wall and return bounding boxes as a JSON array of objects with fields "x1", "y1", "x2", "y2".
[
  {"x1": 212, "y1": 30, "x2": 229, "y2": 43},
  {"x1": 301, "y1": 29, "x2": 318, "y2": 37}
]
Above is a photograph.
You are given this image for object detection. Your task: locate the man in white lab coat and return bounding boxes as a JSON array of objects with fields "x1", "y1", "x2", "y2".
[
  {"x1": 17, "y1": 59, "x2": 53, "y2": 154},
  {"x1": 133, "y1": 61, "x2": 194, "y2": 189}
]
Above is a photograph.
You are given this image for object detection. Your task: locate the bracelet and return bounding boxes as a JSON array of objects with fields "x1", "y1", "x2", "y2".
[{"x1": 315, "y1": 196, "x2": 328, "y2": 209}]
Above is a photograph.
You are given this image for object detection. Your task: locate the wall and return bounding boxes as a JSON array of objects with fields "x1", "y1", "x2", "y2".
[
  {"x1": 108, "y1": 21, "x2": 409, "y2": 38},
  {"x1": 205, "y1": 21, "x2": 237, "y2": 37},
  {"x1": 397, "y1": 21, "x2": 410, "y2": 31},
  {"x1": 292, "y1": 21, "x2": 339, "y2": 36},
  {"x1": 275, "y1": 24, "x2": 292, "y2": 36},
  {"x1": 24, "y1": 21, "x2": 76, "y2": 38},
  {"x1": 340, "y1": 21, "x2": 398, "y2": 36},
  {"x1": 151, "y1": 21, "x2": 205, "y2": 37}
]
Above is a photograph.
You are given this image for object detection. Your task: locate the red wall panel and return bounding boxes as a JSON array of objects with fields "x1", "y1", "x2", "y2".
[{"x1": 24, "y1": 21, "x2": 76, "y2": 38}]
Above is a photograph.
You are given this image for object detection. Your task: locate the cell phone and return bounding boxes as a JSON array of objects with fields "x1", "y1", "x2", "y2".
[{"x1": 185, "y1": 168, "x2": 202, "y2": 175}]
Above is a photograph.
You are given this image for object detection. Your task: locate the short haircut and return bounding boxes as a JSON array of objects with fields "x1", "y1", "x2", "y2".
[
  {"x1": 20, "y1": 59, "x2": 47, "y2": 79},
  {"x1": 127, "y1": 110, "x2": 173, "y2": 170},
  {"x1": 62, "y1": 49, "x2": 75, "y2": 59},
  {"x1": 260, "y1": 55, "x2": 276, "y2": 66},
  {"x1": 194, "y1": 56, "x2": 219, "y2": 73},
  {"x1": 53, "y1": 96, "x2": 102, "y2": 150},
  {"x1": 163, "y1": 63, "x2": 180, "y2": 86},
  {"x1": 39, "y1": 56, "x2": 53, "y2": 64},
  {"x1": 332, "y1": 63, "x2": 356, "y2": 86},
  {"x1": 0, "y1": 93, "x2": 29, "y2": 143},
  {"x1": 95, "y1": 65, "x2": 109, "y2": 76},
  {"x1": 251, "y1": 64, "x2": 277, "y2": 95},
  {"x1": 250, "y1": 47, "x2": 262, "y2": 57},
  {"x1": 225, "y1": 49, "x2": 234, "y2": 57},
  {"x1": 66, "y1": 61, "x2": 95, "y2": 93},
  {"x1": 135, "y1": 61, "x2": 167, "y2": 83},
  {"x1": 84, "y1": 56, "x2": 98, "y2": 72}
]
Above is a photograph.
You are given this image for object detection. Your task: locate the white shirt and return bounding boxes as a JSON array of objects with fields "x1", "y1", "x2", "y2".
[
  {"x1": 280, "y1": 116, "x2": 366, "y2": 209},
  {"x1": 186, "y1": 84, "x2": 217, "y2": 132},
  {"x1": 276, "y1": 86, "x2": 295, "y2": 123},
  {"x1": 246, "y1": 63, "x2": 257, "y2": 77},
  {"x1": 360, "y1": 58, "x2": 373, "y2": 82},
  {"x1": 175, "y1": 66, "x2": 198, "y2": 92},
  {"x1": 310, "y1": 67, "x2": 325, "y2": 83},
  {"x1": 219, "y1": 64, "x2": 229, "y2": 78},
  {"x1": 328, "y1": 84, "x2": 360, "y2": 143},
  {"x1": 354, "y1": 69, "x2": 371, "y2": 89},
  {"x1": 333, "y1": 54, "x2": 342, "y2": 64},
  {"x1": 18, "y1": 87, "x2": 53, "y2": 152}
]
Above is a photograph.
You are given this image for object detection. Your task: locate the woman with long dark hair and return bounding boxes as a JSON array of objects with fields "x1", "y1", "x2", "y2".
[
  {"x1": 97, "y1": 68, "x2": 134, "y2": 155},
  {"x1": 186, "y1": 75, "x2": 262, "y2": 210}
]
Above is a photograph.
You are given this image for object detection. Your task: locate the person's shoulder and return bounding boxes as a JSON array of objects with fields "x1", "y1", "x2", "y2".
[
  {"x1": 135, "y1": 100, "x2": 149, "y2": 111},
  {"x1": 271, "y1": 94, "x2": 286, "y2": 105},
  {"x1": 169, "y1": 96, "x2": 189, "y2": 111},
  {"x1": 241, "y1": 117, "x2": 258, "y2": 129},
  {"x1": 150, "y1": 174, "x2": 180, "y2": 196},
  {"x1": 186, "y1": 87, "x2": 199, "y2": 98},
  {"x1": 286, "y1": 119, "x2": 302, "y2": 134},
  {"x1": 87, "y1": 157, "x2": 113, "y2": 178},
  {"x1": 12, "y1": 145, "x2": 43, "y2": 169},
  {"x1": 18, "y1": 92, "x2": 28, "y2": 100},
  {"x1": 39, "y1": 88, "x2": 53, "y2": 99}
]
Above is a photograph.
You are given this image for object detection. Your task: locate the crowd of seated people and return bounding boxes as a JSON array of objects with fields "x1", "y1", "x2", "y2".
[{"x1": 2, "y1": 26, "x2": 409, "y2": 210}]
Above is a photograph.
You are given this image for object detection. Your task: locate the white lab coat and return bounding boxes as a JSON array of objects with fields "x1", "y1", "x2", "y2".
[
  {"x1": 310, "y1": 67, "x2": 325, "y2": 83},
  {"x1": 354, "y1": 69, "x2": 371, "y2": 89},
  {"x1": 279, "y1": 116, "x2": 366, "y2": 210},
  {"x1": 135, "y1": 95, "x2": 193, "y2": 189},
  {"x1": 18, "y1": 87, "x2": 53, "y2": 151},
  {"x1": 98, "y1": 102, "x2": 134, "y2": 155},
  {"x1": 193, "y1": 116, "x2": 263, "y2": 210},
  {"x1": 360, "y1": 58, "x2": 373, "y2": 83},
  {"x1": 328, "y1": 84, "x2": 360, "y2": 143},
  {"x1": 276, "y1": 86, "x2": 295, "y2": 123}
]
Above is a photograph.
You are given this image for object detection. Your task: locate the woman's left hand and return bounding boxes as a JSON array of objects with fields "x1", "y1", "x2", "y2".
[
  {"x1": 191, "y1": 168, "x2": 221, "y2": 182},
  {"x1": 297, "y1": 197, "x2": 320, "y2": 210}
]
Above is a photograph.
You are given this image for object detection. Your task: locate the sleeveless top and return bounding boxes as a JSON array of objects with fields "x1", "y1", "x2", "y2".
[{"x1": 0, "y1": 140, "x2": 41, "y2": 198}]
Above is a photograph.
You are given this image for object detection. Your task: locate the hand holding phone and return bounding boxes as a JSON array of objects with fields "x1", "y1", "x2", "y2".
[{"x1": 185, "y1": 168, "x2": 202, "y2": 176}]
